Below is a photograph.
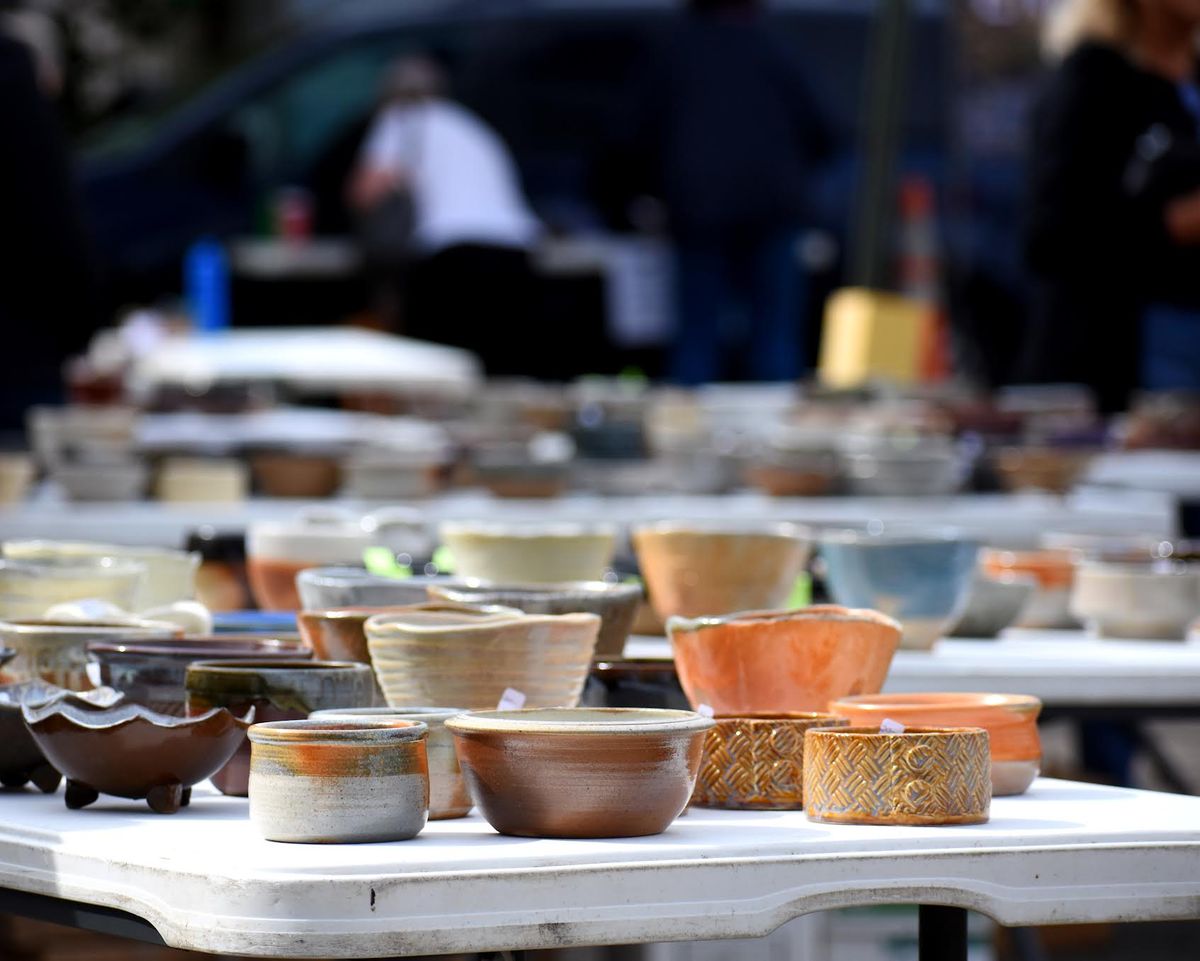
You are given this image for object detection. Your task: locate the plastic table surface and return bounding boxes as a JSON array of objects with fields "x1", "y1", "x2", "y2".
[{"x1": 0, "y1": 778, "x2": 1197, "y2": 958}]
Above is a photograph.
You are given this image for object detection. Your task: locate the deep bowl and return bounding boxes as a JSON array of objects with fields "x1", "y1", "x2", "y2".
[
  {"x1": 426, "y1": 580, "x2": 642, "y2": 659},
  {"x1": 295, "y1": 567, "x2": 452, "y2": 611},
  {"x1": 446, "y1": 707, "x2": 713, "y2": 838},
  {"x1": 313, "y1": 706, "x2": 470, "y2": 819},
  {"x1": 185, "y1": 659, "x2": 377, "y2": 797},
  {"x1": 22, "y1": 699, "x2": 252, "y2": 813},
  {"x1": 828, "y1": 692, "x2": 1042, "y2": 796},
  {"x1": 1070, "y1": 560, "x2": 1200, "y2": 639},
  {"x1": 668, "y1": 605, "x2": 902, "y2": 714},
  {"x1": 439, "y1": 522, "x2": 616, "y2": 584},
  {"x1": 87, "y1": 634, "x2": 312, "y2": 715},
  {"x1": 0, "y1": 558, "x2": 147, "y2": 621},
  {"x1": 980, "y1": 548, "x2": 1077, "y2": 629},
  {"x1": 0, "y1": 619, "x2": 179, "y2": 690},
  {"x1": 365, "y1": 610, "x2": 601, "y2": 711},
  {"x1": 818, "y1": 528, "x2": 979, "y2": 649},
  {"x1": 632, "y1": 522, "x2": 812, "y2": 620},
  {"x1": 948, "y1": 572, "x2": 1036, "y2": 638}
]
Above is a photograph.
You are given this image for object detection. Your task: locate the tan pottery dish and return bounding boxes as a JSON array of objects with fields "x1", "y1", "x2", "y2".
[
  {"x1": 439, "y1": 522, "x2": 616, "y2": 583},
  {"x1": 668, "y1": 605, "x2": 901, "y2": 714},
  {"x1": 803, "y1": 725, "x2": 991, "y2": 826},
  {"x1": 446, "y1": 707, "x2": 713, "y2": 838}
]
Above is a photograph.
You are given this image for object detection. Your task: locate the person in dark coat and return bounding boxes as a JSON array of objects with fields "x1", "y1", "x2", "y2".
[
  {"x1": 631, "y1": 0, "x2": 832, "y2": 385},
  {"x1": 0, "y1": 31, "x2": 97, "y2": 433},
  {"x1": 1023, "y1": 0, "x2": 1200, "y2": 412}
]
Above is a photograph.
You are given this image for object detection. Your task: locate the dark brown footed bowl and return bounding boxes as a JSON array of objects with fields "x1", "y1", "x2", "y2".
[
  {"x1": 445, "y1": 708, "x2": 713, "y2": 838},
  {"x1": 22, "y1": 699, "x2": 252, "y2": 813}
]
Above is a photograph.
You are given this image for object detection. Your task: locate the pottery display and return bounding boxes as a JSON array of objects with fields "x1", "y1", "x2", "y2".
[
  {"x1": 993, "y1": 447, "x2": 1095, "y2": 494},
  {"x1": 295, "y1": 567, "x2": 452, "y2": 611},
  {"x1": 427, "y1": 580, "x2": 642, "y2": 659},
  {"x1": 249, "y1": 452, "x2": 341, "y2": 498},
  {"x1": 818, "y1": 528, "x2": 979, "y2": 649},
  {"x1": 22, "y1": 699, "x2": 252, "y2": 813},
  {"x1": 439, "y1": 522, "x2": 616, "y2": 584},
  {"x1": 980, "y1": 548, "x2": 1077, "y2": 629},
  {"x1": 446, "y1": 707, "x2": 713, "y2": 838},
  {"x1": 185, "y1": 659, "x2": 377, "y2": 797},
  {"x1": 313, "y1": 706, "x2": 470, "y2": 819},
  {"x1": 829, "y1": 693, "x2": 1042, "y2": 796},
  {"x1": 803, "y1": 725, "x2": 991, "y2": 826},
  {"x1": 692, "y1": 713, "x2": 848, "y2": 810},
  {"x1": 1070, "y1": 560, "x2": 1200, "y2": 639},
  {"x1": 0, "y1": 619, "x2": 178, "y2": 690},
  {"x1": 948, "y1": 571, "x2": 1036, "y2": 638},
  {"x1": 0, "y1": 558, "x2": 148, "y2": 621},
  {"x1": 668, "y1": 605, "x2": 901, "y2": 714},
  {"x1": 0, "y1": 453, "x2": 34, "y2": 504},
  {"x1": 4, "y1": 540, "x2": 201, "y2": 609},
  {"x1": 632, "y1": 522, "x2": 811, "y2": 620},
  {"x1": 0, "y1": 682, "x2": 123, "y2": 793},
  {"x1": 365, "y1": 610, "x2": 601, "y2": 711},
  {"x1": 248, "y1": 718, "x2": 429, "y2": 843},
  {"x1": 88, "y1": 634, "x2": 312, "y2": 715}
]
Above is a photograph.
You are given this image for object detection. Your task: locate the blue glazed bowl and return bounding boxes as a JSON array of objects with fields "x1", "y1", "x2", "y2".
[{"x1": 818, "y1": 527, "x2": 979, "y2": 650}]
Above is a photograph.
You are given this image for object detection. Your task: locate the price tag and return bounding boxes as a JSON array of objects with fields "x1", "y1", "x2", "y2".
[
  {"x1": 697, "y1": 703, "x2": 714, "y2": 718},
  {"x1": 880, "y1": 717, "x2": 906, "y2": 734},
  {"x1": 496, "y1": 688, "x2": 526, "y2": 711}
]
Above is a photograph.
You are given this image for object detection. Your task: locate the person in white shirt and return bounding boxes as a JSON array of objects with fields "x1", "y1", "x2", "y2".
[{"x1": 349, "y1": 56, "x2": 541, "y2": 373}]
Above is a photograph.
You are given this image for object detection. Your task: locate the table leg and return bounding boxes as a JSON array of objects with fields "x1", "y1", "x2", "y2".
[{"x1": 918, "y1": 905, "x2": 967, "y2": 961}]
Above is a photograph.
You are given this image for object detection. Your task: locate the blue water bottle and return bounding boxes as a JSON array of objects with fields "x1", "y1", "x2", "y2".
[{"x1": 184, "y1": 237, "x2": 230, "y2": 333}]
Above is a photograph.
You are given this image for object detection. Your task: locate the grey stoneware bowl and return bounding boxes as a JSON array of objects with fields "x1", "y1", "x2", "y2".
[
  {"x1": 948, "y1": 572, "x2": 1036, "y2": 638},
  {"x1": 296, "y1": 567, "x2": 452, "y2": 611}
]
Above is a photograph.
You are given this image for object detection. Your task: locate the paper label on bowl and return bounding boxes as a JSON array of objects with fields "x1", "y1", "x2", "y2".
[
  {"x1": 497, "y1": 688, "x2": 526, "y2": 711},
  {"x1": 697, "y1": 703, "x2": 714, "y2": 718},
  {"x1": 880, "y1": 717, "x2": 906, "y2": 734}
]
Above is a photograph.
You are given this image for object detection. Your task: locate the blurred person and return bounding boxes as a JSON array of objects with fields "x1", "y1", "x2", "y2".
[
  {"x1": 1024, "y1": 0, "x2": 1200, "y2": 412},
  {"x1": 348, "y1": 55, "x2": 541, "y2": 375},
  {"x1": 0, "y1": 24, "x2": 96, "y2": 434},
  {"x1": 628, "y1": 0, "x2": 831, "y2": 385}
]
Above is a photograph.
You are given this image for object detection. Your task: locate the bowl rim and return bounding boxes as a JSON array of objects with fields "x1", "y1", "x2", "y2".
[
  {"x1": 667, "y1": 604, "x2": 902, "y2": 635},
  {"x1": 439, "y1": 520, "x2": 617, "y2": 539},
  {"x1": 804, "y1": 724, "x2": 990, "y2": 738},
  {"x1": 312, "y1": 706, "x2": 465, "y2": 722},
  {"x1": 3, "y1": 539, "x2": 200, "y2": 565},
  {"x1": 23, "y1": 699, "x2": 252, "y2": 730},
  {"x1": 0, "y1": 620, "x2": 180, "y2": 638},
  {"x1": 184, "y1": 658, "x2": 371, "y2": 676},
  {"x1": 365, "y1": 610, "x2": 598, "y2": 635},
  {"x1": 446, "y1": 706, "x2": 713, "y2": 735},
  {"x1": 631, "y1": 520, "x2": 810, "y2": 540},
  {"x1": 299, "y1": 601, "x2": 522, "y2": 622},
  {"x1": 828, "y1": 692, "x2": 1042, "y2": 713},
  {"x1": 247, "y1": 717, "x2": 427, "y2": 743},
  {"x1": 816, "y1": 524, "x2": 973, "y2": 546},
  {"x1": 296, "y1": 566, "x2": 451, "y2": 586},
  {"x1": 427, "y1": 579, "x2": 643, "y2": 601}
]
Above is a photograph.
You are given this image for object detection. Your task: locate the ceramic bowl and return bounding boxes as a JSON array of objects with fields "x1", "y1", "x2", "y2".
[
  {"x1": 342, "y1": 455, "x2": 444, "y2": 500},
  {"x1": 841, "y1": 449, "x2": 962, "y2": 497},
  {"x1": 22, "y1": 699, "x2": 252, "y2": 813},
  {"x1": 993, "y1": 446, "x2": 1095, "y2": 494},
  {"x1": 439, "y1": 522, "x2": 616, "y2": 583},
  {"x1": 249, "y1": 452, "x2": 341, "y2": 498},
  {"x1": 295, "y1": 567, "x2": 453, "y2": 611},
  {"x1": 313, "y1": 706, "x2": 470, "y2": 819},
  {"x1": 365, "y1": 610, "x2": 601, "y2": 711},
  {"x1": 668, "y1": 605, "x2": 902, "y2": 714},
  {"x1": 632, "y1": 522, "x2": 812, "y2": 620},
  {"x1": 0, "y1": 453, "x2": 34, "y2": 504},
  {"x1": 829, "y1": 693, "x2": 1042, "y2": 796},
  {"x1": 0, "y1": 558, "x2": 147, "y2": 621},
  {"x1": 247, "y1": 517, "x2": 375, "y2": 611},
  {"x1": 692, "y1": 713, "x2": 848, "y2": 810},
  {"x1": 426, "y1": 580, "x2": 642, "y2": 659},
  {"x1": 948, "y1": 572, "x2": 1037, "y2": 638},
  {"x1": 154, "y1": 457, "x2": 249, "y2": 503},
  {"x1": 52, "y1": 460, "x2": 148, "y2": 502},
  {"x1": 248, "y1": 718, "x2": 429, "y2": 843},
  {"x1": 446, "y1": 707, "x2": 713, "y2": 838},
  {"x1": 185, "y1": 659, "x2": 377, "y2": 797},
  {"x1": 87, "y1": 634, "x2": 312, "y2": 715},
  {"x1": 4, "y1": 540, "x2": 201, "y2": 610},
  {"x1": 818, "y1": 528, "x2": 979, "y2": 649},
  {"x1": 980, "y1": 548, "x2": 1077, "y2": 629},
  {"x1": 0, "y1": 619, "x2": 178, "y2": 690},
  {"x1": 743, "y1": 463, "x2": 836, "y2": 497},
  {"x1": 0, "y1": 682, "x2": 123, "y2": 793},
  {"x1": 1070, "y1": 560, "x2": 1200, "y2": 639},
  {"x1": 803, "y1": 725, "x2": 991, "y2": 825}
]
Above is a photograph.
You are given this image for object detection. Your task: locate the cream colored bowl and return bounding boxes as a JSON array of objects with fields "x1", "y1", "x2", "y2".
[{"x1": 439, "y1": 522, "x2": 616, "y2": 584}]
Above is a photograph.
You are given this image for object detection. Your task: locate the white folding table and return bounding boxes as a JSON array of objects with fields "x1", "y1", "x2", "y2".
[{"x1": 0, "y1": 778, "x2": 1196, "y2": 961}]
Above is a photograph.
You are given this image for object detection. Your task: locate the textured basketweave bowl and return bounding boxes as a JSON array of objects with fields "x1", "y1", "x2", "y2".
[
  {"x1": 803, "y1": 726, "x2": 991, "y2": 826},
  {"x1": 691, "y1": 713, "x2": 848, "y2": 810}
]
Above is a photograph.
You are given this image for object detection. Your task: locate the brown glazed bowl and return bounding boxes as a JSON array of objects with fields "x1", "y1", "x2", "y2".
[
  {"x1": 803, "y1": 725, "x2": 991, "y2": 826},
  {"x1": 446, "y1": 708, "x2": 713, "y2": 838},
  {"x1": 632, "y1": 522, "x2": 812, "y2": 620},
  {"x1": 668, "y1": 605, "x2": 902, "y2": 714},
  {"x1": 426, "y1": 581, "x2": 642, "y2": 659},
  {"x1": 185, "y1": 659, "x2": 376, "y2": 797},
  {"x1": 691, "y1": 713, "x2": 848, "y2": 810},
  {"x1": 87, "y1": 634, "x2": 312, "y2": 716},
  {"x1": 22, "y1": 699, "x2": 252, "y2": 813},
  {"x1": 0, "y1": 683, "x2": 123, "y2": 793},
  {"x1": 829, "y1": 692, "x2": 1042, "y2": 796}
]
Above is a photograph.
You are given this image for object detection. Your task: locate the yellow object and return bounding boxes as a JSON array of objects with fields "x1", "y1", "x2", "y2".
[{"x1": 818, "y1": 287, "x2": 927, "y2": 387}]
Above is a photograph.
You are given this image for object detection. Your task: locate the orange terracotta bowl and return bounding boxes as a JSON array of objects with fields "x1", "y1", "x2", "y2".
[
  {"x1": 829, "y1": 692, "x2": 1042, "y2": 796},
  {"x1": 667, "y1": 605, "x2": 902, "y2": 715}
]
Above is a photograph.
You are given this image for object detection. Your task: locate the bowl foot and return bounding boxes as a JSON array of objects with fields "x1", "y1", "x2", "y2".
[
  {"x1": 65, "y1": 780, "x2": 99, "y2": 809},
  {"x1": 0, "y1": 771, "x2": 29, "y2": 789},
  {"x1": 30, "y1": 764, "x2": 62, "y2": 794},
  {"x1": 146, "y1": 782, "x2": 186, "y2": 814}
]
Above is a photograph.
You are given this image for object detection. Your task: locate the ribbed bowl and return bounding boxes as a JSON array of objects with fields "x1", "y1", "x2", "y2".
[{"x1": 365, "y1": 610, "x2": 600, "y2": 710}]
